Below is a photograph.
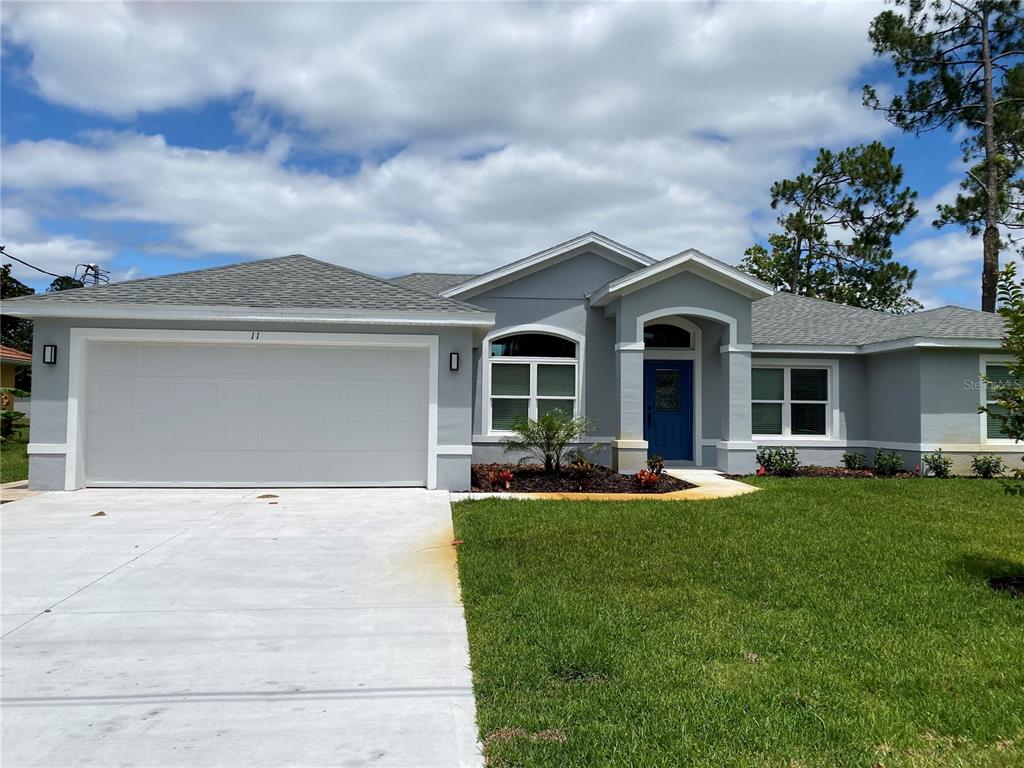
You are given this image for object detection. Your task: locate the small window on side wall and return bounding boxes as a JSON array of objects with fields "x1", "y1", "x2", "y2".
[
  {"x1": 644, "y1": 323, "x2": 692, "y2": 349},
  {"x1": 752, "y1": 366, "x2": 829, "y2": 437},
  {"x1": 985, "y1": 364, "x2": 1013, "y2": 439}
]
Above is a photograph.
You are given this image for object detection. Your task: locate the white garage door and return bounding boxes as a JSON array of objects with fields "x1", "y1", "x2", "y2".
[{"x1": 83, "y1": 341, "x2": 430, "y2": 486}]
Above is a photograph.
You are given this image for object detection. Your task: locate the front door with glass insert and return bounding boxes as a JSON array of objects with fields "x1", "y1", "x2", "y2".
[{"x1": 643, "y1": 360, "x2": 694, "y2": 461}]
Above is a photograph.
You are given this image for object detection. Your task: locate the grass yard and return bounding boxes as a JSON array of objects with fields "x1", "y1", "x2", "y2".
[
  {"x1": 453, "y1": 479, "x2": 1024, "y2": 767},
  {"x1": 0, "y1": 425, "x2": 29, "y2": 483}
]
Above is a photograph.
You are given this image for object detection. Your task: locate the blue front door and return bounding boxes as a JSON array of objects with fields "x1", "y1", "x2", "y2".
[{"x1": 643, "y1": 360, "x2": 694, "y2": 461}]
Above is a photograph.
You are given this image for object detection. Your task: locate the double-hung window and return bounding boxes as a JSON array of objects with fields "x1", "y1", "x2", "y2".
[
  {"x1": 488, "y1": 333, "x2": 578, "y2": 432},
  {"x1": 983, "y1": 361, "x2": 1014, "y2": 441},
  {"x1": 752, "y1": 366, "x2": 830, "y2": 437}
]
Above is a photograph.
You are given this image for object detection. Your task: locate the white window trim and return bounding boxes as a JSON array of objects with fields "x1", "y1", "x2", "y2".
[
  {"x1": 482, "y1": 324, "x2": 585, "y2": 436},
  {"x1": 980, "y1": 354, "x2": 1018, "y2": 446},
  {"x1": 751, "y1": 359, "x2": 840, "y2": 441}
]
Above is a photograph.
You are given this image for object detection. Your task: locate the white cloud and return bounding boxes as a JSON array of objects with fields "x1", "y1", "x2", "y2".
[
  {"x1": 3, "y1": 1, "x2": 884, "y2": 149},
  {"x1": 1, "y1": 1, "x2": 896, "y2": 280},
  {"x1": 2, "y1": 233, "x2": 114, "y2": 286}
]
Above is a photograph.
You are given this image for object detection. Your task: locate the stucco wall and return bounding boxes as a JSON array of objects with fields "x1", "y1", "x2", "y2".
[
  {"x1": 27, "y1": 317, "x2": 475, "y2": 491},
  {"x1": 866, "y1": 350, "x2": 922, "y2": 445},
  {"x1": 466, "y1": 251, "x2": 631, "y2": 458}
]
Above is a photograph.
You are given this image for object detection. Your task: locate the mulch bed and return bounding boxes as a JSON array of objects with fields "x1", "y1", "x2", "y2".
[
  {"x1": 471, "y1": 463, "x2": 693, "y2": 494},
  {"x1": 792, "y1": 466, "x2": 918, "y2": 479}
]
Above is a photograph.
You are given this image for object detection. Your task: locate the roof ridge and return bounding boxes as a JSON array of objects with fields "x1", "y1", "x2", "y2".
[
  {"x1": 763, "y1": 290, "x2": 897, "y2": 319},
  {"x1": 311, "y1": 258, "x2": 485, "y2": 312},
  {"x1": 20, "y1": 254, "x2": 305, "y2": 300}
]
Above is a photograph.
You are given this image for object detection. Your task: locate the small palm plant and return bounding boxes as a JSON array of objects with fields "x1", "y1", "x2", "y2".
[{"x1": 502, "y1": 408, "x2": 597, "y2": 474}]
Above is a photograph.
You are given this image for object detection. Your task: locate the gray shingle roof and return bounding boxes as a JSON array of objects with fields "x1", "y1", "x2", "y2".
[
  {"x1": 6, "y1": 255, "x2": 489, "y2": 315},
  {"x1": 752, "y1": 292, "x2": 1006, "y2": 346},
  {"x1": 389, "y1": 273, "x2": 477, "y2": 295}
]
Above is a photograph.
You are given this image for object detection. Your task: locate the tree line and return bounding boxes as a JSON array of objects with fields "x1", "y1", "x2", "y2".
[{"x1": 742, "y1": 0, "x2": 1022, "y2": 314}]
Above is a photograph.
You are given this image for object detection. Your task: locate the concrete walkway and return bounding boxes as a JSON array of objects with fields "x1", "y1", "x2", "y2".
[
  {"x1": 1, "y1": 488, "x2": 481, "y2": 767},
  {"x1": 664, "y1": 469, "x2": 760, "y2": 499}
]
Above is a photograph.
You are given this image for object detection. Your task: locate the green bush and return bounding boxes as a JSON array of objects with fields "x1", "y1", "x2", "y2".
[
  {"x1": 755, "y1": 446, "x2": 800, "y2": 477},
  {"x1": 502, "y1": 409, "x2": 597, "y2": 474},
  {"x1": 971, "y1": 454, "x2": 1007, "y2": 479},
  {"x1": 842, "y1": 451, "x2": 867, "y2": 470},
  {"x1": 922, "y1": 449, "x2": 953, "y2": 478},
  {"x1": 873, "y1": 449, "x2": 904, "y2": 477}
]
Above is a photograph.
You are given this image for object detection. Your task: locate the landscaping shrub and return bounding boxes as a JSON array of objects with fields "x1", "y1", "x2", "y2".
[
  {"x1": 646, "y1": 454, "x2": 665, "y2": 476},
  {"x1": 922, "y1": 449, "x2": 954, "y2": 478},
  {"x1": 842, "y1": 451, "x2": 867, "y2": 470},
  {"x1": 873, "y1": 449, "x2": 904, "y2": 476},
  {"x1": 972, "y1": 454, "x2": 1007, "y2": 479},
  {"x1": 755, "y1": 446, "x2": 800, "y2": 477},
  {"x1": 636, "y1": 469, "x2": 661, "y2": 489},
  {"x1": 502, "y1": 409, "x2": 597, "y2": 474}
]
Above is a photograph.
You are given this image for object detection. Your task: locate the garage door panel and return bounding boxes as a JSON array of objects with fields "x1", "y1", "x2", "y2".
[
  {"x1": 215, "y1": 380, "x2": 260, "y2": 414},
  {"x1": 216, "y1": 415, "x2": 261, "y2": 450},
  {"x1": 86, "y1": 417, "x2": 133, "y2": 451},
  {"x1": 136, "y1": 412, "x2": 178, "y2": 446},
  {"x1": 346, "y1": 380, "x2": 389, "y2": 412},
  {"x1": 175, "y1": 344, "x2": 222, "y2": 376},
  {"x1": 90, "y1": 343, "x2": 136, "y2": 375},
  {"x1": 388, "y1": 381, "x2": 428, "y2": 415},
  {"x1": 137, "y1": 378, "x2": 177, "y2": 412},
  {"x1": 344, "y1": 416, "x2": 390, "y2": 451},
  {"x1": 87, "y1": 376, "x2": 135, "y2": 414},
  {"x1": 183, "y1": 379, "x2": 221, "y2": 414},
  {"x1": 217, "y1": 347, "x2": 265, "y2": 378},
  {"x1": 84, "y1": 341, "x2": 430, "y2": 487},
  {"x1": 388, "y1": 349, "x2": 428, "y2": 380},
  {"x1": 135, "y1": 344, "x2": 178, "y2": 376}
]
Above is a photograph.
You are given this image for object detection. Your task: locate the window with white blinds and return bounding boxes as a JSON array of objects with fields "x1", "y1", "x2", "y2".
[
  {"x1": 488, "y1": 333, "x2": 578, "y2": 432},
  {"x1": 752, "y1": 366, "x2": 830, "y2": 437},
  {"x1": 984, "y1": 363, "x2": 1014, "y2": 440}
]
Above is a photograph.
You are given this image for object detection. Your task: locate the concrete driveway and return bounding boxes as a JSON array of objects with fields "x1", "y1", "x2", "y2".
[{"x1": 1, "y1": 488, "x2": 481, "y2": 768}]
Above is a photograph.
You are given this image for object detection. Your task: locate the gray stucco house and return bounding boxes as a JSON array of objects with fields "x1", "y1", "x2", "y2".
[{"x1": 4, "y1": 232, "x2": 1016, "y2": 491}]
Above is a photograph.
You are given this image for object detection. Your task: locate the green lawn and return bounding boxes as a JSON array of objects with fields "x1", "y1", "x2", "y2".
[
  {"x1": 453, "y1": 479, "x2": 1024, "y2": 767},
  {"x1": 0, "y1": 425, "x2": 29, "y2": 483}
]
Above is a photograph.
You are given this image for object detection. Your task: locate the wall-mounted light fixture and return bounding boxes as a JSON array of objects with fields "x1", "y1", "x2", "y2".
[
  {"x1": 449, "y1": 352, "x2": 460, "y2": 372},
  {"x1": 42, "y1": 344, "x2": 57, "y2": 365}
]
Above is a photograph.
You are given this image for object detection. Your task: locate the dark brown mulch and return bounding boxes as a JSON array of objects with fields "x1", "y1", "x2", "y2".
[
  {"x1": 794, "y1": 466, "x2": 918, "y2": 479},
  {"x1": 470, "y1": 463, "x2": 693, "y2": 494},
  {"x1": 988, "y1": 576, "x2": 1024, "y2": 598}
]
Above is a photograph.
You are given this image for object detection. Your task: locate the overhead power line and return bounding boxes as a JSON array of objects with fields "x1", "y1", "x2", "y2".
[{"x1": 0, "y1": 244, "x2": 63, "y2": 279}]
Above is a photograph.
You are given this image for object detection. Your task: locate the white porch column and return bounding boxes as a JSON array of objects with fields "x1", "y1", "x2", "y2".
[
  {"x1": 612, "y1": 343, "x2": 648, "y2": 473},
  {"x1": 717, "y1": 346, "x2": 757, "y2": 474}
]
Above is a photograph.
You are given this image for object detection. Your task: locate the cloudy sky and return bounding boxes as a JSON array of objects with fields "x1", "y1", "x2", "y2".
[{"x1": 0, "y1": 1, "x2": 990, "y2": 308}]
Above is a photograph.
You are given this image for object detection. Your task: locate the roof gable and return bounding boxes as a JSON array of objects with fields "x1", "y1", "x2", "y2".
[
  {"x1": 440, "y1": 232, "x2": 654, "y2": 300},
  {"x1": 589, "y1": 248, "x2": 774, "y2": 307}
]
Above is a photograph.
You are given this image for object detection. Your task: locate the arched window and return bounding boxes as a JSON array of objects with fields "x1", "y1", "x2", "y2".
[
  {"x1": 488, "y1": 332, "x2": 579, "y2": 432},
  {"x1": 644, "y1": 323, "x2": 692, "y2": 349}
]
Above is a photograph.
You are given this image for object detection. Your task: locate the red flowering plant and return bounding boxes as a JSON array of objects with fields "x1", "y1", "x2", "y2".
[{"x1": 636, "y1": 469, "x2": 661, "y2": 489}]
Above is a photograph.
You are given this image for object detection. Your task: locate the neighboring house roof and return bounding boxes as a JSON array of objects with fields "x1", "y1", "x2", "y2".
[
  {"x1": 589, "y1": 248, "x2": 774, "y2": 305},
  {"x1": 752, "y1": 292, "x2": 1006, "y2": 348},
  {"x1": 0, "y1": 345, "x2": 33, "y2": 365},
  {"x1": 440, "y1": 231, "x2": 655, "y2": 300},
  {"x1": 389, "y1": 272, "x2": 478, "y2": 295},
  {"x1": 2, "y1": 255, "x2": 494, "y2": 326}
]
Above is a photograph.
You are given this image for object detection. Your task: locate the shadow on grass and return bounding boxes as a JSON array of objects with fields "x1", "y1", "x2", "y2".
[{"x1": 951, "y1": 553, "x2": 1024, "y2": 598}]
